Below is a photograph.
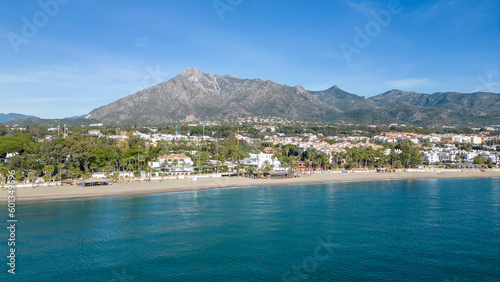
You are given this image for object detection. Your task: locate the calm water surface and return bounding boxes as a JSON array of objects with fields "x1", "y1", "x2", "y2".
[{"x1": 1, "y1": 178, "x2": 499, "y2": 281}]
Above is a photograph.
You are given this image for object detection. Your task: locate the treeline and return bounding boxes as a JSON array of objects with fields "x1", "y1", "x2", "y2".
[
  {"x1": 269, "y1": 140, "x2": 423, "y2": 172},
  {"x1": 0, "y1": 131, "x2": 262, "y2": 183}
]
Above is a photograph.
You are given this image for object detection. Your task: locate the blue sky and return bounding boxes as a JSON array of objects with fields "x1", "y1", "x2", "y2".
[{"x1": 1, "y1": 0, "x2": 499, "y2": 118}]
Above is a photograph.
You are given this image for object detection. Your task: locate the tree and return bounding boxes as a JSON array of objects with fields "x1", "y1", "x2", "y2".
[
  {"x1": 0, "y1": 125, "x2": 7, "y2": 136},
  {"x1": 263, "y1": 160, "x2": 270, "y2": 169},
  {"x1": 0, "y1": 164, "x2": 8, "y2": 188},
  {"x1": 473, "y1": 155, "x2": 486, "y2": 164},
  {"x1": 69, "y1": 167, "x2": 81, "y2": 183},
  {"x1": 43, "y1": 165, "x2": 54, "y2": 183},
  {"x1": 57, "y1": 163, "x2": 65, "y2": 182},
  {"x1": 27, "y1": 170, "x2": 38, "y2": 188},
  {"x1": 15, "y1": 170, "x2": 23, "y2": 184},
  {"x1": 137, "y1": 154, "x2": 146, "y2": 170},
  {"x1": 90, "y1": 163, "x2": 99, "y2": 173}
]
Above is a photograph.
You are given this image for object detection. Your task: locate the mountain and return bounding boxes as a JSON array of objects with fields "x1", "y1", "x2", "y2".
[
  {"x1": 369, "y1": 90, "x2": 500, "y2": 126},
  {"x1": 309, "y1": 86, "x2": 399, "y2": 124},
  {"x1": 0, "y1": 113, "x2": 39, "y2": 124},
  {"x1": 87, "y1": 67, "x2": 342, "y2": 124},
  {"x1": 6, "y1": 118, "x2": 100, "y2": 127},
  {"x1": 310, "y1": 85, "x2": 379, "y2": 112},
  {"x1": 86, "y1": 68, "x2": 500, "y2": 126},
  {"x1": 370, "y1": 90, "x2": 500, "y2": 113}
]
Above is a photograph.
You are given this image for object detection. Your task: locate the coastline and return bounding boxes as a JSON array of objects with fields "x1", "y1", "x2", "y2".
[{"x1": 2, "y1": 170, "x2": 500, "y2": 203}]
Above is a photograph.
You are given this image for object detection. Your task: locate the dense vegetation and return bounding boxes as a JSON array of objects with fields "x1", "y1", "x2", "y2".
[{"x1": 0, "y1": 123, "x2": 498, "y2": 184}]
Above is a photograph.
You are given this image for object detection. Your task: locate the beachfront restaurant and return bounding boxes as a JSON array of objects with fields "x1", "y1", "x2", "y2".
[{"x1": 263, "y1": 171, "x2": 291, "y2": 179}]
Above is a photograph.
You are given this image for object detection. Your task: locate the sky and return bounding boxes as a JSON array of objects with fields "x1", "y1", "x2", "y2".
[{"x1": 0, "y1": 0, "x2": 499, "y2": 118}]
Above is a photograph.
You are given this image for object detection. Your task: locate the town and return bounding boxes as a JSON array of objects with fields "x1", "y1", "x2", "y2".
[{"x1": 0, "y1": 120, "x2": 499, "y2": 186}]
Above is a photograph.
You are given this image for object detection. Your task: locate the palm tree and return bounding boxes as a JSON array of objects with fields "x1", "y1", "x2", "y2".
[
  {"x1": 43, "y1": 165, "x2": 54, "y2": 184},
  {"x1": 15, "y1": 171, "x2": 22, "y2": 185},
  {"x1": 172, "y1": 159, "x2": 179, "y2": 174},
  {"x1": 57, "y1": 163, "x2": 64, "y2": 183},
  {"x1": 28, "y1": 170, "x2": 38, "y2": 188},
  {"x1": 289, "y1": 156, "x2": 299, "y2": 175},
  {"x1": 126, "y1": 163, "x2": 135, "y2": 175},
  {"x1": 263, "y1": 160, "x2": 271, "y2": 170},
  {"x1": 138, "y1": 154, "x2": 146, "y2": 171},
  {"x1": 127, "y1": 156, "x2": 136, "y2": 172},
  {"x1": 0, "y1": 164, "x2": 8, "y2": 188},
  {"x1": 236, "y1": 164, "x2": 245, "y2": 176},
  {"x1": 245, "y1": 166, "x2": 253, "y2": 177}
]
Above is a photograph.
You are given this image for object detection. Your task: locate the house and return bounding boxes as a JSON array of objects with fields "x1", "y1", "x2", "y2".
[
  {"x1": 240, "y1": 152, "x2": 281, "y2": 169},
  {"x1": 471, "y1": 136, "x2": 482, "y2": 145},
  {"x1": 428, "y1": 136, "x2": 442, "y2": 143},
  {"x1": 423, "y1": 151, "x2": 439, "y2": 164},
  {"x1": 157, "y1": 154, "x2": 194, "y2": 174}
]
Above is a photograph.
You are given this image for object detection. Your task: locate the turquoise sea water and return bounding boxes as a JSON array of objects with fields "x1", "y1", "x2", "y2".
[{"x1": 1, "y1": 178, "x2": 499, "y2": 281}]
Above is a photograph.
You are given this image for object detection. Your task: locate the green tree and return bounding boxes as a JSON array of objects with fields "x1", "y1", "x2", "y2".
[
  {"x1": 27, "y1": 170, "x2": 38, "y2": 188},
  {"x1": 473, "y1": 155, "x2": 486, "y2": 164},
  {"x1": 0, "y1": 164, "x2": 8, "y2": 187},
  {"x1": 0, "y1": 125, "x2": 7, "y2": 136},
  {"x1": 43, "y1": 165, "x2": 55, "y2": 183},
  {"x1": 57, "y1": 163, "x2": 65, "y2": 182}
]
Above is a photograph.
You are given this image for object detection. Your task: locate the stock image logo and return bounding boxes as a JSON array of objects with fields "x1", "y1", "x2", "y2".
[
  {"x1": 340, "y1": 0, "x2": 404, "y2": 63},
  {"x1": 7, "y1": 0, "x2": 71, "y2": 53}
]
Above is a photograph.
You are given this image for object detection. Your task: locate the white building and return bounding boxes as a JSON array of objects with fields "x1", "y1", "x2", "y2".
[
  {"x1": 154, "y1": 154, "x2": 194, "y2": 173},
  {"x1": 428, "y1": 136, "x2": 442, "y2": 143},
  {"x1": 471, "y1": 136, "x2": 482, "y2": 145},
  {"x1": 240, "y1": 152, "x2": 281, "y2": 169},
  {"x1": 461, "y1": 136, "x2": 471, "y2": 143},
  {"x1": 423, "y1": 151, "x2": 439, "y2": 164}
]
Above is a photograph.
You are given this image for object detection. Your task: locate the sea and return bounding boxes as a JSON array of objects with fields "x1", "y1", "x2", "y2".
[{"x1": 1, "y1": 177, "x2": 499, "y2": 281}]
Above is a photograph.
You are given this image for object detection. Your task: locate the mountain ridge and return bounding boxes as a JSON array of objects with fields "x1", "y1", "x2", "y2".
[
  {"x1": 86, "y1": 68, "x2": 500, "y2": 126},
  {"x1": 0, "y1": 113, "x2": 39, "y2": 124},
  {"x1": 7, "y1": 68, "x2": 500, "y2": 126}
]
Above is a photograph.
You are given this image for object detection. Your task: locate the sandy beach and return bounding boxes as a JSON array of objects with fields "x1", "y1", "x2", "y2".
[{"x1": 2, "y1": 170, "x2": 500, "y2": 203}]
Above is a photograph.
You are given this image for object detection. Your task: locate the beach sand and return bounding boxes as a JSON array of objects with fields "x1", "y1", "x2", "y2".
[{"x1": 2, "y1": 170, "x2": 500, "y2": 202}]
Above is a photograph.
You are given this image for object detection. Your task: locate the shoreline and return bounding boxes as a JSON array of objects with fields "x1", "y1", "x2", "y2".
[{"x1": 2, "y1": 170, "x2": 500, "y2": 203}]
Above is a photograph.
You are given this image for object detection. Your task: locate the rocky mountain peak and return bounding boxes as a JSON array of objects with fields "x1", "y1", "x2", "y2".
[{"x1": 178, "y1": 67, "x2": 206, "y2": 81}]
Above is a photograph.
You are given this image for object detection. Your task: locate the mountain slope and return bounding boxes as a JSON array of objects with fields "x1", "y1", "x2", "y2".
[
  {"x1": 310, "y1": 85, "x2": 379, "y2": 112},
  {"x1": 85, "y1": 68, "x2": 500, "y2": 126},
  {"x1": 369, "y1": 90, "x2": 500, "y2": 125},
  {"x1": 370, "y1": 90, "x2": 500, "y2": 114},
  {"x1": 87, "y1": 68, "x2": 342, "y2": 124},
  {"x1": 0, "y1": 113, "x2": 39, "y2": 124}
]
